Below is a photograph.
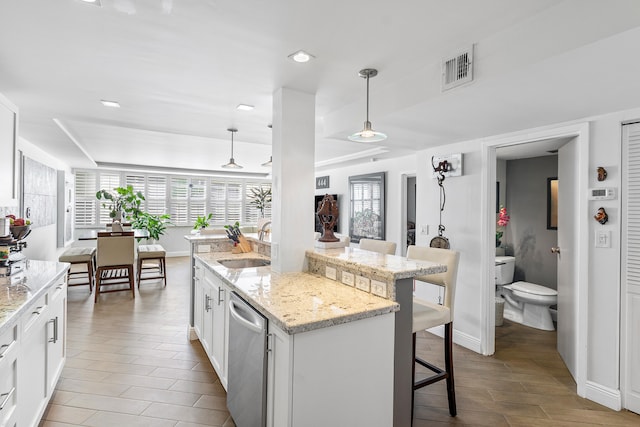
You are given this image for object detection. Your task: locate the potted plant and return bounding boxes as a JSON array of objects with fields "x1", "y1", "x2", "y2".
[
  {"x1": 131, "y1": 212, "x2": 172, "y2": 242},
  {"x1": 249, "y1": 187, "x2": 272, "y2": 218},
  {"x1": 96, "y1": 185, "x2": 145, "y2": 222},
  {"x1": 193, "y1": 213, "x2": 213, "y2": 230}
]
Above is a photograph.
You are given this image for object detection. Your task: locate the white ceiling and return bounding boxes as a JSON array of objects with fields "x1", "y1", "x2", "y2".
[{"x1": 1, "y1": 0, "x2": 640, "y2": 175}]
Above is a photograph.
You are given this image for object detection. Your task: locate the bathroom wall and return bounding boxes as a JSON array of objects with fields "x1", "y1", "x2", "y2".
[{"x1": 505, "y1": 156, "x2": 558, "y2": 289}]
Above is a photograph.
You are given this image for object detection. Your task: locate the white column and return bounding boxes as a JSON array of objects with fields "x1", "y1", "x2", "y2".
[{"x1": 271, "y1": 88, "x2": 315, "y2": 272}]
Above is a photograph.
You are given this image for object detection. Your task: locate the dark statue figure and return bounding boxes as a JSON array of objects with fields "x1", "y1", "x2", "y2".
[{"x1": 316, "y1": 194, "x2": 339, "y2": 242}]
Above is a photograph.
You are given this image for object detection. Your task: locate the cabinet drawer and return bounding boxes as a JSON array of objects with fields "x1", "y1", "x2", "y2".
[
  {"x1": 49, "y1": 280, "x2": 67, "y2": 303},
  {"x1": 0, "y1": 349, "x2": 17, "y2": 425},
  {"x1": 0, "y1": 324, "x2": 18, "y2": 370},
  {"x1": 22, "y1": 293, "x2": 48, "y2": 334}
]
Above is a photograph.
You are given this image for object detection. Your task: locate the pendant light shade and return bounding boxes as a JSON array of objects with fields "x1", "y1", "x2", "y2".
[
  {"x1": 222, "y1": 128, "x2": 243, "y2": 169},
  {"x1": 348, "y1": 68, "x2": 387, "y2": 143}
]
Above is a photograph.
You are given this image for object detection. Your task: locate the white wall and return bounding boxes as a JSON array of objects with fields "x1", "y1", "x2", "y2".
[{"x1": 316, "y1": 155, "x2": 417, "y2": 255}]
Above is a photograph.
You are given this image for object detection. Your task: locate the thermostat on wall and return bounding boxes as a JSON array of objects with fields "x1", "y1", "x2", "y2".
[{"x1": 588, "y1": 187, "x2": 616, "y2": 200}]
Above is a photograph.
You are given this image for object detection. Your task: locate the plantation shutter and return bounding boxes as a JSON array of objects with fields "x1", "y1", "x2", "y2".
[
  {"x1": 210, "y1": 180, "x2": 227, "y2": 224},
  {"x1": 227, "y1": 182, "x2": 242, "y2": 223},
  {"x1": 189, "y1": 178, "x2": 207, "y2": 223},
  {"x1": 170, "y1": 177, "x2": 189, "y2": 225},
  {"x1": 146, "y1": 175, "x2": 167, "y2": 215},
  {"x1": 245, "y1": 182, "x2": 262, "y2": 224},
  {"x1": 74, "y1": 171, "x2": 97, "y2": 226},
  {"x1": 98, "y1": 172, "x2": 121, "y2": 224}
]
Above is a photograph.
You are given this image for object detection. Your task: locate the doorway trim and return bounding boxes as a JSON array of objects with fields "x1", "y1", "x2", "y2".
[
  {"x1": 480, "y1": 122, "x2": 589, "y2": 396},
  {"x1": 400, "y1": 172, "x2": 417, "y2": 257}
]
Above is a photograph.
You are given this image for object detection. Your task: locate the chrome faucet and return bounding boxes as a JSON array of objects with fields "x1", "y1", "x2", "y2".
[{"x1": 258, "y1": 220, "x2": 271, "y2": 241}]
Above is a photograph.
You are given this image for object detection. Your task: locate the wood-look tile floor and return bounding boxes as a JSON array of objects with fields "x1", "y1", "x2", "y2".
[
  {"x1": 40, "y1": 256, "x2": 639, "y2": 426},
  {"x1": 414, "y1": 320, "x2": 640, "y2": 426}
]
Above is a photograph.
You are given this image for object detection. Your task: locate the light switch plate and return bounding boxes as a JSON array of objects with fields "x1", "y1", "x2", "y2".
[
  {"x1": 595, "y1": 230, "x2": 611, "y2": 248},
  {"x1": 325, "y1": 266, "x2": 337, "y2": 280},
  {"x1": 355, "y1": 276, "x2": 370, "y2": 292},
  {"x1": 342, "y1": 271, "x2": 355, "y2": 286},
  {"x1": 371, "y1": 280, "x2": 386, "y2": 298}
]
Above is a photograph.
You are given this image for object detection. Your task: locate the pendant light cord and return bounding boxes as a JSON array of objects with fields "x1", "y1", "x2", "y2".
[{"x1": 365, "y1": 73, "x2": 370, "y2": 123}]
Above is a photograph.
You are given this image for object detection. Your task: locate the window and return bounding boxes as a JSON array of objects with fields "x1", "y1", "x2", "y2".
[
  {"x1": 349, "y1": 172, "x2": 386, "y2": 243},
  {"x1": 73, "y1": 169, "x2": 271, "y2": 228}
]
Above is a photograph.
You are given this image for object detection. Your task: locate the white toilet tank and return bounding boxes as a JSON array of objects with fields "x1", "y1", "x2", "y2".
[{"x1": 495, "y1": 256, "x2": 515, "y2": 285}]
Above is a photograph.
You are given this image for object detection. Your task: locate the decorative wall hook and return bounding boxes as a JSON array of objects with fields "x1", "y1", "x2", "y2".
[
  {"x1": 594, "y1": 207, "x2": 608, "y2": 225},
  {"x1": 597, "y1": 167, "x2": 607, "y2": 181}
]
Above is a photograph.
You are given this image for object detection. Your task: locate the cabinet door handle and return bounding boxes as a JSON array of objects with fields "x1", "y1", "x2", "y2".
[
  {"x1": 0, "y1": 387, "x2": 15, "y2": 411},
  {"x1": 32, "y1": 305, "x2": 44, "y2": 316},
  {"x1": 217, "y1": 287, "x2": 224, "y2": 305},
  {"x1": 0, "y1": 342, "x2": 13, "y2": 359},
  {"x1": 49, "y1": 317, "x2": 59, "y2": 343},
  {"x1": 205, "y1": 295, "x2": 211, "y2": 312}
]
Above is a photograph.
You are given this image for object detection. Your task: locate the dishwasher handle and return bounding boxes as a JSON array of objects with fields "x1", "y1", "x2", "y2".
[{"x1": 229, "y1": 299, "x2": 263, "y2": 334}]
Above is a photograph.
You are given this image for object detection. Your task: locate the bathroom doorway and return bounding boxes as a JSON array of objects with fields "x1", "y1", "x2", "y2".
[
  {"x1": 482, "y1": 123, "x2": 589, "y2": 396},
  {"x1": 401, "y1": 173, "x2": 416, "y2": 256}
]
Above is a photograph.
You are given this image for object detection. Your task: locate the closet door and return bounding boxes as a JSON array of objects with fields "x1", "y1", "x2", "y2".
[{"x1": 622, "y1": 122, "x2": 640, "y2": 414}]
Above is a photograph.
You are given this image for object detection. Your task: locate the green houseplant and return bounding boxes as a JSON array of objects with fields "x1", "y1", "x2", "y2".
[
  {"x1": 96, "y1": 185, "x2": 145, "y2": 221},
  {"x1": 131, "y1": 212, "x2": 172, "y2": 242},
  {"x1": 193, "y1": 213, "x2": 213, "y2": 230},
  {"x1": 249, "y1": 187, "x2": 272, "y2": 218}
]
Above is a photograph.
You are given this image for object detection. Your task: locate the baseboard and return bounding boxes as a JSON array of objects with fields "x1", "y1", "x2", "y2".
[
  {"x1": 425, "y1": 325, "x2": 483, "y2": 354},
  {"x1": 167, "y1": 251, "x2": 190, "y2": 258},
  {"x1": 585, "y1": 380, "x2": 622, "y2": 410}
]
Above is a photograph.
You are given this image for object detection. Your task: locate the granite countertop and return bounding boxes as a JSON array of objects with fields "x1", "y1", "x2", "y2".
[
  {"x1": 185, "y1": 232, "x2": 271, "y2": 245},
  {"x1": 194, "y1": 252, "x2": 398, "y2": 335},
  {"x1": 306, "y1": 246, "x2": 447, "y2": 282},
  {"x1": 0, "y1": 259, "x2": 69, "y2": 336}
]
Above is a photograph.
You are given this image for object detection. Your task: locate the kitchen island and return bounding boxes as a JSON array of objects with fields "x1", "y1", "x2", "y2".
[
  {"x1": 187, "y1": 236, "x2": 445, "y2": 427},
  {"x1": 0, "y1": 259, "x2": 69, "y2": 427}
]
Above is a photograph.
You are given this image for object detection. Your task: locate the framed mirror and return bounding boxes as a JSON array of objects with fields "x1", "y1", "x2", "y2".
[
  {"x1": 547, "y1": 177, "x2": 558, "y2": 230},
  {"x1": 349, "y1": 172, "x2": 385, "y2": 243}
]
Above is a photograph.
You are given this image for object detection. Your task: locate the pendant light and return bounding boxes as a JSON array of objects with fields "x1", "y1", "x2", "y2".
[
  {"x1": 348, "y1": 68, "x2": 387, "y2": 143},
  {"x1": 222, "y1": 128, "x2": 243, "y2": 169}
]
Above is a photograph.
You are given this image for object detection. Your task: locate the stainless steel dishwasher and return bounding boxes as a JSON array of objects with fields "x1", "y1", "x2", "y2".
[{"x1": 227, "y1": 291, "x2": 268, "y2": 427}]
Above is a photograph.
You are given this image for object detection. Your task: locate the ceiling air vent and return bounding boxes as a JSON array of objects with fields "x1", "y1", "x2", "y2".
[{"x1": 442, "y1": 45, "x2": 474, "y2": 91}]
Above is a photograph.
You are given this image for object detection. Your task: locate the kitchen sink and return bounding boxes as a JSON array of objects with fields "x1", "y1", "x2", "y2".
[{"x1": 217, "y1": 258, "x2": 271, "y2": 269}]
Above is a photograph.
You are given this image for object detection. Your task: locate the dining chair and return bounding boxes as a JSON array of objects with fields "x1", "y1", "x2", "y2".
[
  {"x1": 406, "y1": 245, "x2": 460, "y2": 419},
  {"x1": 359, "y1": 238, "x2": 397, "y2": 255},
  {"x1": 95, "y1": 231, "x2": 135, "y2": 303}
]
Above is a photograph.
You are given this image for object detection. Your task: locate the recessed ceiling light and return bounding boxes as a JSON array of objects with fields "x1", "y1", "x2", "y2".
[
  {"x1": 288, "y1": 50, "x2": 315, "y2": 63},
  {"x1": 100, "y1": 100, "x2": 120, "y2": 108},
  {"x1": 236, "y1": 104, "x2": 254, "y2": 111}
]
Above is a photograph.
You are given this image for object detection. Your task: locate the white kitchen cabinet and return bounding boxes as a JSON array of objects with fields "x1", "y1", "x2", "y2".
[
  {"x1": 201, "y1": 274, "x2": 214, "y2": 357},
  {"x1": 266, "y1": 313, "x2": 395, "y2": 427},
  {"x1": 46, "y1": 280, "x2": 67, "y2": 396},
  {"x1": 193, "y1": 261, "x2": 205, "y2": 340},
  {"x1": 19, "y1": 293, "x2": 48, "y2": 427},
  {"x1": 204, "y1": 270, "x2": 228, "y2": 389},
  {"x1": 0, "y1": 324, "x2": 18, "y2": 427},
  {"x1": 0, "y1": 93, "x2": 18, "y2": 207}
]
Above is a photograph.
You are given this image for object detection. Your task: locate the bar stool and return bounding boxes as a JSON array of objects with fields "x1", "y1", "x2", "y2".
[
  {"x1": 136, "y1": 244, "x2": 167, "y2": 288},
  {"x1": 359, "y1": 238, "x2": 397, "y2": 255},
  {"x1": 407, "y1": 245, "x2": 460, "y2": 419},
  {"x1": 58, "y1": 246, "x2": 96, "y2": 291}
]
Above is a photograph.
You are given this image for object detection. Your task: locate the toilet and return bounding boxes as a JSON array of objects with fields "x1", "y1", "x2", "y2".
[{"x1": 495, "y1": 256, "x2": 558, "y2": 331}]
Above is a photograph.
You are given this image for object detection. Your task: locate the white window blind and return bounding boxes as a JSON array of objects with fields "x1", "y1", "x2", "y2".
[
  {"x1": 189, "y1": 178, "x2": 207, "y2": 223},
  {"x1": 170, "y1": 177, "x2": 189, "y2": 225},
  {"x1": 146, "y1": 175, "x2": 167, "y2": 215},
  {"x1": 98, "y1": 173, "x2": 120, "y2": 224},
  {"x1": 74, "y1": 169, "x2": 270, "y2": 228},
  {"x1": 74, "y1": 171, "x2": 96, "y2": 226}
]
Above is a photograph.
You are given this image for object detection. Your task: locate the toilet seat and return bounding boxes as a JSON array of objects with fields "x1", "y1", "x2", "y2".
[{"x1": 508, "y1": 281, "x2": 557, "y2": 296}]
